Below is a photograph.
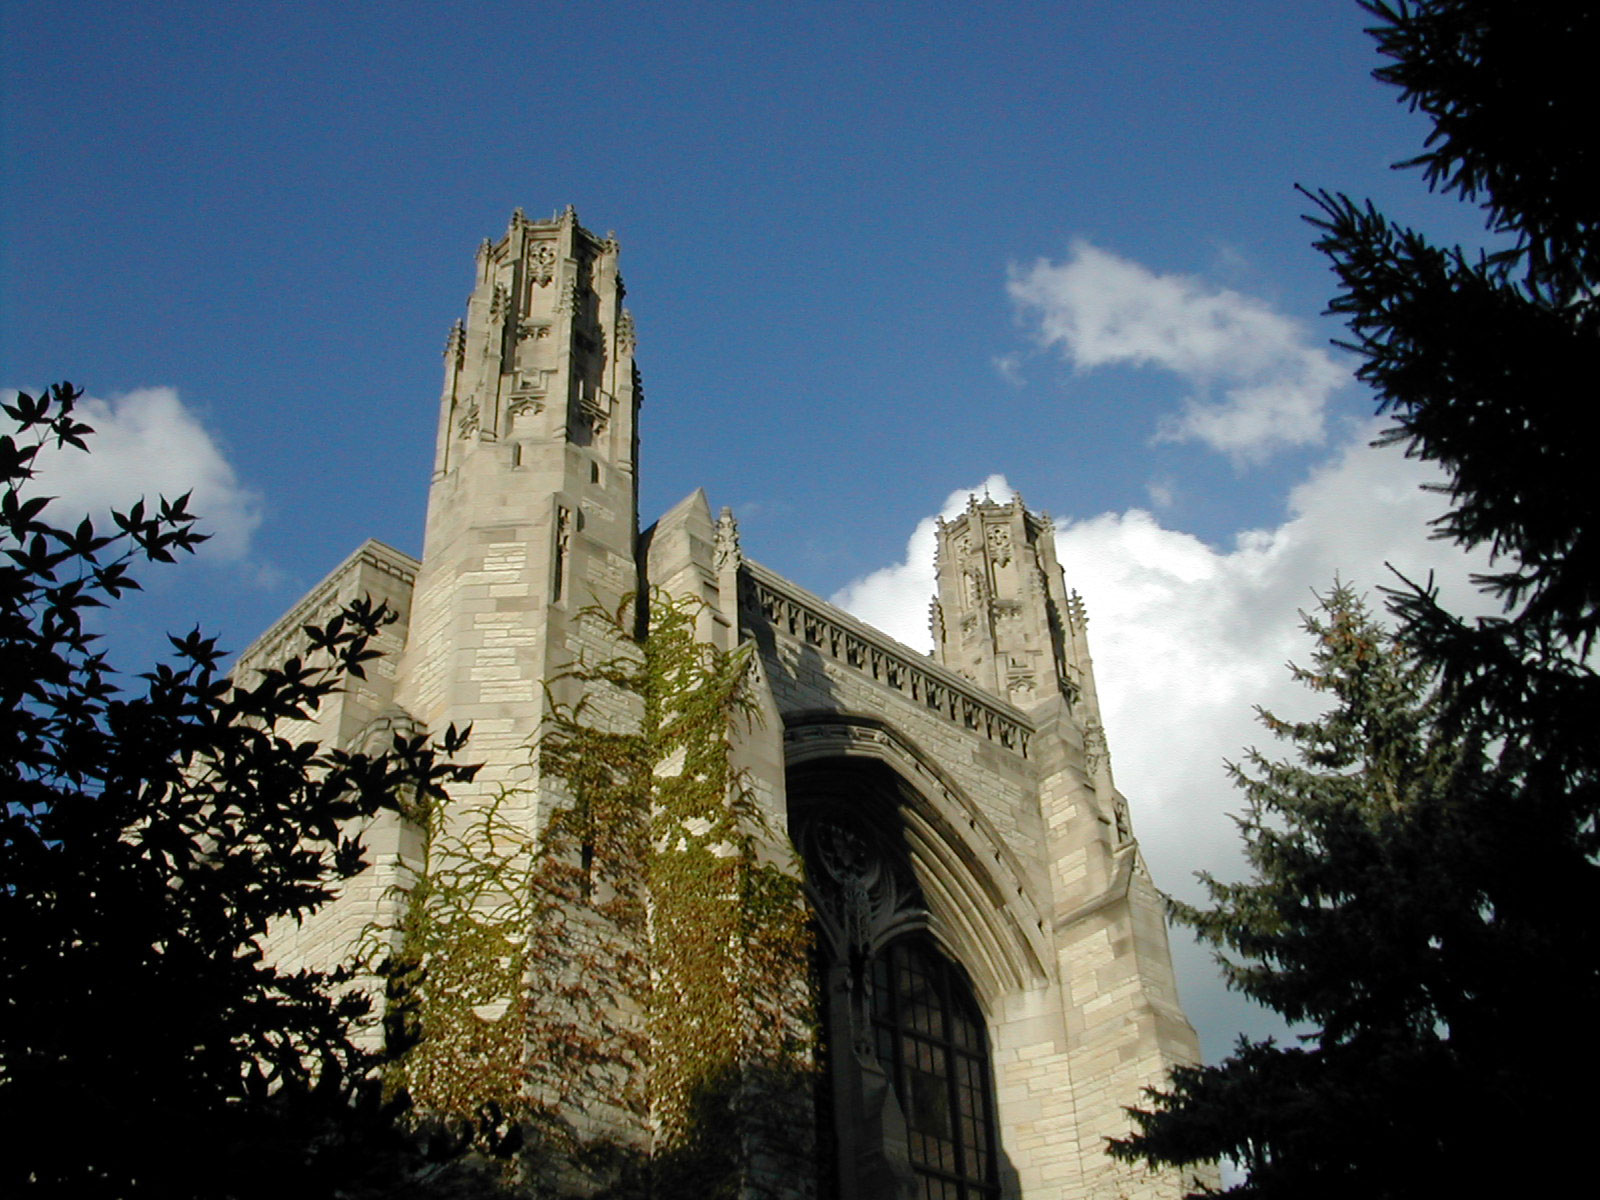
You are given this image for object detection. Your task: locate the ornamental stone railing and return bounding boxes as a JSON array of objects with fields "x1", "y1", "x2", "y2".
[{"x1": 740, "y1": 560, "x2": 1033, "y2": 758}]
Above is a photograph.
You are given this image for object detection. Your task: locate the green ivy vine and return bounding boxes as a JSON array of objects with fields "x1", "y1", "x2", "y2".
[{"x1": 370, "y1": 591, "x2": 815, "y2": 1197}]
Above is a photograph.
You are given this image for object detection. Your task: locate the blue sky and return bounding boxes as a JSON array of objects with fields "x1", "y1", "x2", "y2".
[{"x1": 3, "y1": 1, "x2": 1499, "y2": 1071}]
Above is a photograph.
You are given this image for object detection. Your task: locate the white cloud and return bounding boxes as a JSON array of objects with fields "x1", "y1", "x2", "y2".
[
  {"x1": 830, "y1": 423, "x2": 1496, "y2": 1060},
  {"x1": 1008, "y1": 241, "x2": 1348, "y2": 463},
  {"x1": 22, "y1": 387, "x2": 262, "y2": 561},
  {"x1": 992, "y1": 353, "x2": 1026, "y2": 387}
]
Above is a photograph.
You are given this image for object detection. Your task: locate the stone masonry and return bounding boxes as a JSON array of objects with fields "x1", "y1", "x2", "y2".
[{"x1": 249, "y1": 208, "x2": 1212, "y2": 1198}]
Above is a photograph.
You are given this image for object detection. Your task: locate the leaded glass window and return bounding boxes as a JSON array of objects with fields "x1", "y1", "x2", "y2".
[{"x1": 870, "y1": 937, "x2": 1000, "y2": 1200}]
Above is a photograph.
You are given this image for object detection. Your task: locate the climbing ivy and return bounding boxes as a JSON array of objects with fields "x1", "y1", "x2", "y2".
[
  {"x1": 376, "y1": 790, "x2": 544, "y2": 1162},
  {"x1": 642, "y1": 593, "x2": 814, "y2": 1198},
  {"x1": 372, "y1": 591, "x2": 814, "y2": 1196}
]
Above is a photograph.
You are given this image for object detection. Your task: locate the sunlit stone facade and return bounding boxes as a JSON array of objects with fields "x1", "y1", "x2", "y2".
[{"x1": 245, "y1": 208, "x2": 1209, "y2": 1198}]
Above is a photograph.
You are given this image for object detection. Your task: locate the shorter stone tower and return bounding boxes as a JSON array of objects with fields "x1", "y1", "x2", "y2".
[{"x1": 932, "y1": 493, "x2": 1080, "y2": 709}]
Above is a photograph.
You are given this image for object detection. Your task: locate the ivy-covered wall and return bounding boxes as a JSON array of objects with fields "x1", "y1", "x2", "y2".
[{"x1": 371, "y1": 592, "x2": 815, "y2": 1197}]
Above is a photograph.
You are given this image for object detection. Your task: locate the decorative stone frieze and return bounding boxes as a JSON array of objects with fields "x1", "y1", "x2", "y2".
[{"x1": 741, "y1": 560, "x2": 1033, "y2": 756}]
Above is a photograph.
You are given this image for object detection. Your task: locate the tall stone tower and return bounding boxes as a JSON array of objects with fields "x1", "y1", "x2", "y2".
[
  {"x1": 398, "y1": 205, "x2": 642, "y2": 815},
  {"x1": 929, "y1": 490, "x2": 1115, "y2": 797},
  {"x1": 924, "y1": 491, "x2": 1197, "y2": 1197}
]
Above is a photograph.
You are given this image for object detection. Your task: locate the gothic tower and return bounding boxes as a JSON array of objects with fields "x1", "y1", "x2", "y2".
[
  {"x1": 928, "y1": 491, "x2": 1199, "y2": 1197},
  {"x1": 932, "y1": 494, "x2": 1077, "y2": 708},
  {"x1": 930, "y1": 490, "x2": 1115, "y2": 794},
  {"x1": 397, "y1": 205, "x2": 641, "y2": 817}
]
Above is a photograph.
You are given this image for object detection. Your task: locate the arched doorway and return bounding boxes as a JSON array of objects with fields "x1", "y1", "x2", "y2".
[{"x1": 790, "y1": 759, "x2": 1002, "y2": 1200}]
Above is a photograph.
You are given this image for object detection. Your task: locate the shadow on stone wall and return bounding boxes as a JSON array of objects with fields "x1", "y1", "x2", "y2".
[{"x1": 752, "y1": 628, "x2": 1023, "y2": 1200}]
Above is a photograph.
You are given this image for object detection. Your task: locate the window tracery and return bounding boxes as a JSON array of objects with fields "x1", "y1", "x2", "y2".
[{"x1": 796, "y1": 788, "x2": 1001, "y2": 1200}]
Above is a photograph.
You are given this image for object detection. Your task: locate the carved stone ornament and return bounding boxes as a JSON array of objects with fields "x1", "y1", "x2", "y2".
[
  {"x1": 1084, "y1": 718, "x2": 1111, "y2": 784},
  {"x1": 1006, "y1": 652, "x2": 1036, "y2": 700},
  {"x1": 801, "y1": 812, "x2": 924, "y2": 1059},
  {"x1": 803, "y1": 817, "x2": 919, "y2": 961},
  {"x1": 528, "y1": 242, "x2": 555, "y2": 287},
  {"x1": 576, "y1": 389, "x2": 610, "y2": 434},
  {"x1": 987, "y1": 523, "x2": 1012, "y2": 565},
  {"x1": 963, "y1": 570, "x2": 984, "y2": 609},
  {"x1": 558, "y1": 274, "x2": 581, "y2": 315},
  {"x1": 354, "y1": 706, "x2": 423, "y2": 758},
  {"x1": 456, "y1": 399, "x2": 480, "y2": 438},
  {"x1": 1068, "y1": 589, "x2": 1089, "y2": 630},
  {"x1": 507, "y1": 393, "x2": 543, "y2": 419},
  {"x1": 714, "y1": 507, "x2": 741, "y2": 571},
  {"x1": 442, "y1": 319, "x2": 466, "y2": 368}
]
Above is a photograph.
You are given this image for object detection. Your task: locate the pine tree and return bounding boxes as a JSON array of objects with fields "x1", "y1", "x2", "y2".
[
  {"x1": 1305, "y1": 2, "x2": 1599, "y2": 1183},
  {"x1": 1304, "y1": 0, "x2": 1598, "y2": 655},
  {"x1": 1115, "y1": 3, "x2": 1600, "y2": 1193},
  {"x1": 1110, "y1": 587, "x2": 1511, "y2": 1196}
]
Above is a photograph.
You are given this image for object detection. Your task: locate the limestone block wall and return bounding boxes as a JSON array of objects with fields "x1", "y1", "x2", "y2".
[
  {"x1": 736, "y1": 557, "x2": 1203, "y2": 1199},
  {"x1": 232, "y1": 539, "x2": 418, "y2": 746},
  {"x1": 1052, "y1": 860, "x2": 1204, "y2": 1199},
  {"x1": 237, "y1": 541, "x2": 424, "y2": 1042},
  {"x1": 1031, "y1": 702, "x2": 1205, "y2": 1198},
  {"x1": 395, "y1": 475, "x2": 562, "y2": 824},
  {"x1": 395, "y1": 489, "x2": 639, "y2": 848}
]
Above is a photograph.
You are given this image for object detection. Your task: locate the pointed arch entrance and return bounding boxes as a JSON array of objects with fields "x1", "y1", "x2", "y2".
[{"x1": 789, "y1": 753, "x2": 1004, "y2": 1200}]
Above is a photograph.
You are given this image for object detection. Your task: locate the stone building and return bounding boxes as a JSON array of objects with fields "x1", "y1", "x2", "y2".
[{"x1": 243, "y1": 207, "x2": 1207, "y2": 1199}]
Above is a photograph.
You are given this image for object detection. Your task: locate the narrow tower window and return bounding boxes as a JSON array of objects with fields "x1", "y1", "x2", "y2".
[{"x1": 553, "y1": 505, "x2": 571, "y2": 602}]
